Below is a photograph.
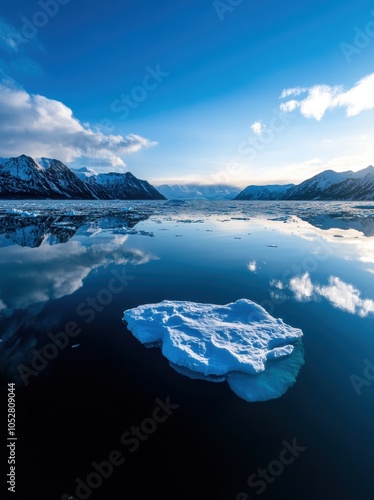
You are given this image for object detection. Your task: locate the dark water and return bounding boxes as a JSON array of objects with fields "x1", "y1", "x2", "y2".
[{"x1": 0, "y1": 200, "x2": 374, "y2": 500}]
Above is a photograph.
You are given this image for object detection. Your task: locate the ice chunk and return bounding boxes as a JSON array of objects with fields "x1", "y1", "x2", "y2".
[
  {"x1": 164, "y1": 200, "x2": 187, "y2": 206},
  {"x1": 6, "y1": 208, "x2": 39, "y2": 217},
  {"x1": 227, "y1": 341, "x2": 304, "y2": 402},
  {"x1": 123, "y1": 299, "x2": 304, "y2": 402}
]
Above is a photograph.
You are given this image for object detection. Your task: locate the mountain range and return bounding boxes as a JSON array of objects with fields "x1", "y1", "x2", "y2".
[
  {"x1": 235, "y1": 166, "x2": 374, "y2": 201},
  {"x1": 0, "y1": 155, "x2": 373, "y2": 201},
  {"x1": 0, "y1": 155, "x2": 165, "y2": 200},
  {"x1": 156, "y1": 183, "x2": 241, "y2": 200}
]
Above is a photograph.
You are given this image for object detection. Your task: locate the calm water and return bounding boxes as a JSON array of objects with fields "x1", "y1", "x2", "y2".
[{"x1": 0, "y1": 200, "x2": 373, "y2": 500}]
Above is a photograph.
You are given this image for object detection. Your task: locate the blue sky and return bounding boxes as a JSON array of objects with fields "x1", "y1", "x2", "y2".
[{"x1": 1, "y1": 0, "x2": 374, "y2": 186}]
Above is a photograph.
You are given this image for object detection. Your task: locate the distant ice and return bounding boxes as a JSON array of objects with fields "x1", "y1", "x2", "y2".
[
  {"x1": 112, "y1": 228, "x2": 155, "y2": 237},
  {"x1": 123, "y1": 299, "x2": 304, "y2": 402},
  {"x1": 176, "y1": 219, "x2": 204, "y2": 224},
  {"x1": 247, "y1": 261, "x2": 257, "y2": 272},
  {"x1": 165, "y1": 200, "x2": 187, "y2": 206},
  {"x1": 65, "y1": 210, "x2": 80, "y2": 216},
  {"x1": 6, "y1": 208, "x2": 39, "y2": 217}
]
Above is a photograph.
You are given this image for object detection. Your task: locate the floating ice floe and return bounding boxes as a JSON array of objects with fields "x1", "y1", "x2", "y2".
[
  {"x1": 112, "y1": 229, "x2": 155, "y2": 237},
  {"x1": 176, "y1": 219, "x2": 205, "y2": 224},
  {"x1": 165, "y1": 200, "x2": 187, "y2": 206},
  {"x1": 6, "y1": 208, "x2": 39, "y2": 218},
  {"x1": 123, "y1": 299, "x2": 304, "y2": 402}
]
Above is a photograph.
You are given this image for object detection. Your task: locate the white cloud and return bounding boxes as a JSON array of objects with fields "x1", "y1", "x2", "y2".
[
  {"x1": 316, "y1": 277, "x2": 374, "y2": 317},
  {"x1": 270, "y1": 290, "x2": 287, "y2": 302},
  {"x1": 279, "y1": 99, "x2": 299, "y2": 113},
  {"x1": 247, "y1": 261, "x2": 257, "y2": 272},
  {"x1": 280, "y1": 73, "x2": 374, "y2": 121},
  {"x1": 270, "y1": 279, "x2": 284, "y2": 290},
  {"x1": 280, "y1": 87, "x2": 307, "y2": 98},
  {"x1": 286, "y1": 272, "x2": 374, "y2": 317},
  {"x1": 251, "y1": 121, "x2": 265, "y2": 135},
  {"x1": 289, "y1": 273, "x2": 314, "y2": 301},
  {"x1": 335, "y1": 74, "x2": 374, "y2": 117},
  {"x1": 0, "y1": 81, "x2": 156, "y2": 166}
]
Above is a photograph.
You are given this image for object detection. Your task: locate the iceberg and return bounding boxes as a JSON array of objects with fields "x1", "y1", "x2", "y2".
[{"x1": 123, "y1": 299, "x2": 304, "y2": 402}]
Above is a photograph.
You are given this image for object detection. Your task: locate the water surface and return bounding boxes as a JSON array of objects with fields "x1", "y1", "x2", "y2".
[{"x1": 1, "y1": 200, "x2": 373, "y2": 500}]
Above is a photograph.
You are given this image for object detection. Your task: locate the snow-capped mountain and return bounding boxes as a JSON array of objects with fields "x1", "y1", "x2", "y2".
[
  {"x1": 0, "y1": 155, "x2": 93, "y2": 199},
  {"x1": 39, "y1": 157, "x2": 95, "y2": 198},
  {"x1": 234, "y1": 184, "x2": 294, "y2": 200},
  {"x1": 156, "y1": 184, "x2": 241, "y2": 200},
  {"x1": 236, "y1": 166, "x2": 374, "y2": 201},
  {"x1": 70, "y1": 167, "x2": 112, "y2": 199},
  {"x1": 88, "y1": 172, "x2": 165, "y2": 200},
  {"x1": 0, "y1": 155, "x2": 165, "y2": 200},
  {"x1": 71, "y1": 166, "x2": 99, "y2": 180}
]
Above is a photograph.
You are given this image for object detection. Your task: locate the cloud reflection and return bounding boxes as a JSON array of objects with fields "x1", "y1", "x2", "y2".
[
  {"x1": 0, "y1": 235, "x2": 154, "y2": 310},
  {"x1": 283, "y1": 272, "x2": 374, "y2": 318}
]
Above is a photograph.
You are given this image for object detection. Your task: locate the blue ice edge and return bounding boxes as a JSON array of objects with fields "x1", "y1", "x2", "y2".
[{"x1": 123, "y1": 299, "x2": 304, "y2": 403}]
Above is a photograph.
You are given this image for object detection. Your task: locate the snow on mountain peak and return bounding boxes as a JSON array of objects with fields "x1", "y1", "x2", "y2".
[
  {"x1": 37, "y1": 157, "x2": 56, "y2": 169},
  {"x1": 71, "y1": 166, "x2": 99, "y2": 178},
  {"x1": 351, "y1": 165, "x2": 374, "y2": 178}
]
